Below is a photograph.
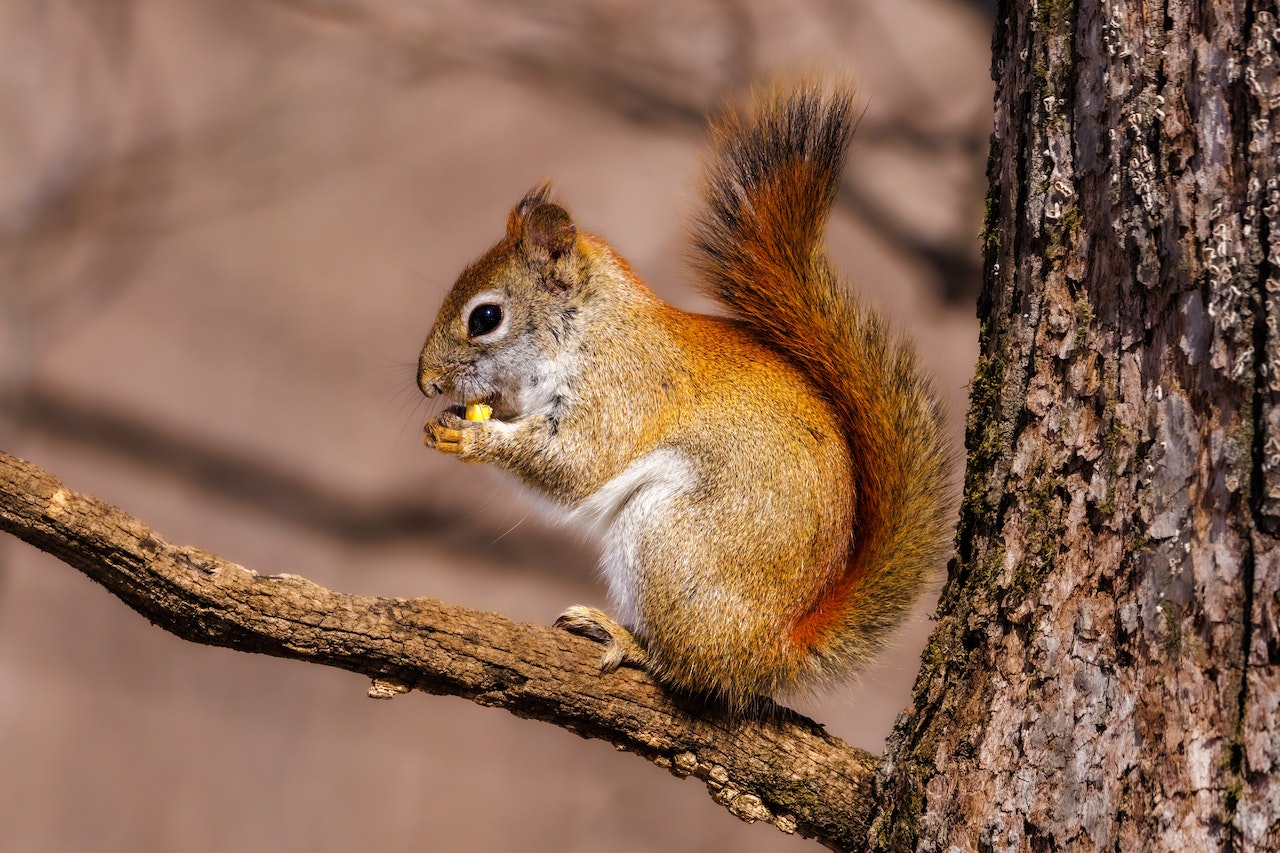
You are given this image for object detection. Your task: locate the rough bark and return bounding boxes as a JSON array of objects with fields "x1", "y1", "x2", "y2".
[
  {"x1": 873, "y1": 1, "x2": 1279, "y2": 850},
  {"x1": 0, "y1": 450, "x2": 875, "y2": 851}
]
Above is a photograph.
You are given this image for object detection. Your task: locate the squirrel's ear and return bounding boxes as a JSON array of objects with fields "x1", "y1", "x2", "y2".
[
  {"x1": 509, "y1": 186, "x2": 579, "y2": 288},
  {"x1": 522, "y1": 202, "x2": 577, "y2": 262},
  {"x1": 508, "y1": 183, "x2": 552, "y2": 236}
]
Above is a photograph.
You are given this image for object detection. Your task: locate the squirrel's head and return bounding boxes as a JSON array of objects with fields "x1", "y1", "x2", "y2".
[{"x1": 417, "y1": 184, "x2": 593, "y2": 420}]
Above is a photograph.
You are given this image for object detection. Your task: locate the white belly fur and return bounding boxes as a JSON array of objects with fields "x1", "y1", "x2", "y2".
[{"x1": 566, "y1": 447, "x2": 696, "y2": 628}]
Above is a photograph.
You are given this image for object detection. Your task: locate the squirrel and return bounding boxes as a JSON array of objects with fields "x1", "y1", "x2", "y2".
[{"x1": 417, "y1": 82, "x2": 952, "y2": 713}]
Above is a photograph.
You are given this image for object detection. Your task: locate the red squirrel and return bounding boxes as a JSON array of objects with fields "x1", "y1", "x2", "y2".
[{"x1": 417, "y1": 83, "x2": 953, "y2": 713}]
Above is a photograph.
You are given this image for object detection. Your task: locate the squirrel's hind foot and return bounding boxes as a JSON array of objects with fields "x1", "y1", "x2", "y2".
[{"x1": 554, "y1": 605, "x2": 647, "y2": 673}]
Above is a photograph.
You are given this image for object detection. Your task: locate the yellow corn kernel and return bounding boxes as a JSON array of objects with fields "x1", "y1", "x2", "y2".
[{"x1": 465, "y1": 402, "x2": 492, "y2": 422}]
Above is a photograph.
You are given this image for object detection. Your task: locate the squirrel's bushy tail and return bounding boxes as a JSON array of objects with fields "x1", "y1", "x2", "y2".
[{"x1": 691, "y1": 82, "x2": 953, "y2": 679}]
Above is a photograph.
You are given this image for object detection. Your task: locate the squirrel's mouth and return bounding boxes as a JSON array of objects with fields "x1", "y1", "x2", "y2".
[{"x1": 453, "y1": 393, "x2": 517, "y2": 422}]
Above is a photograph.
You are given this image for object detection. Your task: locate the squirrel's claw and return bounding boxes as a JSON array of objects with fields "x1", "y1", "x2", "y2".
[
  {"x1": 424, "y1": 410, "x2": 486, "y2": 461},
  {"x1": 555, "y1": 605, "x2": 647, "y2": 673}
]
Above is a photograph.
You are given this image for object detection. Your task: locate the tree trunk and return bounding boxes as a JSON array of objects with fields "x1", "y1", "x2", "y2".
[{"x1": 873, "y1": 1, "x2": 1279, "y2": 850}]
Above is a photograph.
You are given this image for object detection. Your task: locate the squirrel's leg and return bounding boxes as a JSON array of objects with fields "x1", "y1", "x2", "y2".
[
  {"x1": 554, "y1": 605, "x2": 648, "y2": 673},
  {"x1": 427, "y1": 409, "x2": 625, "y2": 509},
  {"x1": 425, "y1": 408, "x2": 548, "y2": 464}
]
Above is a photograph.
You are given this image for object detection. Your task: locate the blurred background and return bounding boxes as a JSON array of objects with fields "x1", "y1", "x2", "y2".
[{"x1": 0, "y1": 1, "x2": 991, "y2": 851}]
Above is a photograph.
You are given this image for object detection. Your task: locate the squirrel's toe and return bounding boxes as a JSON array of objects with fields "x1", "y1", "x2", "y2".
[{"x1": 555, "y1": 605, "x2": 647, "y2": 672}]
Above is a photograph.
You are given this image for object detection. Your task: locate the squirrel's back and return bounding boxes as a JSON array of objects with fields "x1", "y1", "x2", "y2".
[{"x1": 690, "y1": 82, "x2": 953, "y2": 684}]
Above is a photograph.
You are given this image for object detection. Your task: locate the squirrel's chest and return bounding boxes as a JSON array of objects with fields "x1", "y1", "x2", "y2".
[{"x1": 567, "y1": 447, "x2": 697, "y2": 627}]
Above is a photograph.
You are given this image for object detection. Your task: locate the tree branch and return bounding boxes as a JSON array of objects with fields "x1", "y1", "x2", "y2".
[{"x1": 0, "y1": 449, "x2": 877, "y2": 850}]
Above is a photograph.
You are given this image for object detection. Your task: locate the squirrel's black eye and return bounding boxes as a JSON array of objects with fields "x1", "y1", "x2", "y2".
[{"x1": 467, "y1": 303, "x2": 504, "y2": 338}]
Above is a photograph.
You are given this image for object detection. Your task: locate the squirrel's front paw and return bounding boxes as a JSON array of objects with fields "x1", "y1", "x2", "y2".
[
  {"x1": 424, "y1": 409, "x2": 488, "y2": 462},
  {"x1": 555, "y1": 605, "x2": 648, "y2": 673}
]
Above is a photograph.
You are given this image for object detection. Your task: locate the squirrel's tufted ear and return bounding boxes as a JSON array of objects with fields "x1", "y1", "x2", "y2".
[
  {"x1": 508, "y1": 184, "x2": 578, "y2": 270},
  {"x1": 523, "y1": 203, "x2": 576, "y2": 261},
  {"x1": 507, "y1": 183, "x2": 552, "y2": 236}
]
